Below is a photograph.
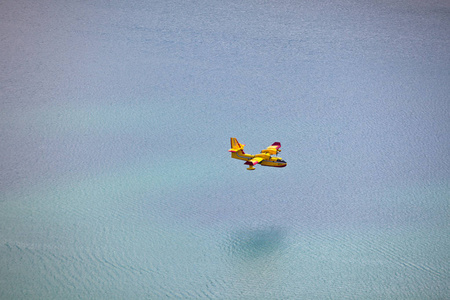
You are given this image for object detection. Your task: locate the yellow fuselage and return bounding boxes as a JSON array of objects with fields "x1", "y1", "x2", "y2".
[{"x1": 230, "y1": 151, "x2": 287, "y2": 168}]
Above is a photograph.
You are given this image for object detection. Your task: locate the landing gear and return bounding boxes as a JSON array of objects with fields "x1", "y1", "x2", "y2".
[{"x1": 247, "y1": 166, "x2": 256, "y2": 170}]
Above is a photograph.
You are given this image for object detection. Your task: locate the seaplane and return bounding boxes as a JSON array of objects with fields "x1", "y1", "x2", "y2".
[{"x1": 228, "y1": 137, "x2": 287, "y2": 170}]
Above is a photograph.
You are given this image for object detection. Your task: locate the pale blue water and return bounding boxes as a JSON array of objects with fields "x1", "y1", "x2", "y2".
[{"x1": 1, "y1": 0, "x2": 449, "y2": 298}]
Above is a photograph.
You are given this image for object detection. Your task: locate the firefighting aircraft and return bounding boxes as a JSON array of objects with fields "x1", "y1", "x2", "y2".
[{"x1": 229, "y1": 137, "x2": 287, "y2": 170}]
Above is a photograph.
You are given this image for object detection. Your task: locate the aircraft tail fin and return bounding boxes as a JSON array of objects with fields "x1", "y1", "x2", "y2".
[{"x1": 229, "y1": 137, "x2": 245, "y2": 153}]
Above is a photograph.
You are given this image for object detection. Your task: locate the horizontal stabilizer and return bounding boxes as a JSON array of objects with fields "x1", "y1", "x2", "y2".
[{"x1": 229, "y1": 137, "x2": 245, "y2": 153}]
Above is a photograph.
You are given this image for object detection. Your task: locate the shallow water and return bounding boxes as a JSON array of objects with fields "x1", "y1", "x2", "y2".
[{"x1": 1, "y1": 0, "x2": 449, "y2": 298}]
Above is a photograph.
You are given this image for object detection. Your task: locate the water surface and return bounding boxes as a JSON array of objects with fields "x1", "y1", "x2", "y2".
[{"x1": 1, "y1": 0, "x2": 449, "y2": 298}]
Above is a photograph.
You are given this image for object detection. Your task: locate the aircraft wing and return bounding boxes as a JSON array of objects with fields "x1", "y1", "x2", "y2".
[
  {"x1": 244, "y1": 157, "x2": 264, "y2": 166},
  {"x1": 261, "y1": 142, "x2": 281, "y2": 155}
]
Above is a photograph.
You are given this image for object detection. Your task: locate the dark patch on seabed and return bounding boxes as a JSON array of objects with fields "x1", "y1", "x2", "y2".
[{"x1": 227, "y1": 227, "x2": 287, "y2": 259}]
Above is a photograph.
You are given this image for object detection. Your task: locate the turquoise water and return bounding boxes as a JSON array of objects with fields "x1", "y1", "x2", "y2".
[{"x1": 1, "y1": 0, "x2": 449, "y2": 298}]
